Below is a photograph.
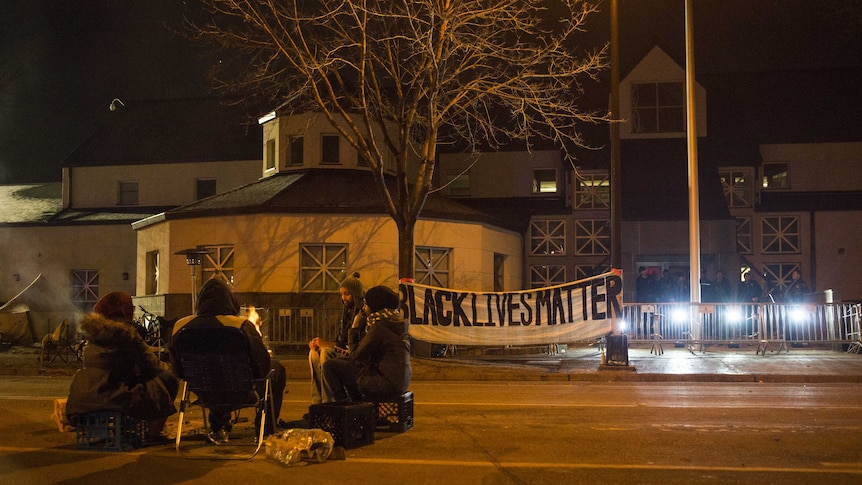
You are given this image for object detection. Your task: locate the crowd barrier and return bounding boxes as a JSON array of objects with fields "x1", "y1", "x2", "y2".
[{"x1": 262, "y1": 302, "x2": 861, "y2": 352}]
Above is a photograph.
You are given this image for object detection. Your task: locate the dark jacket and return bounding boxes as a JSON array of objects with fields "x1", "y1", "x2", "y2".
[
  {"x1": 347, "y1": 308, "x2": 411, "y2": 401},
  {"x1": 171, "y1": 277, "x2": 271, "y2": 379},
  {"x1": 65, "y1": 313, "x2": 178, "y2": 422}
]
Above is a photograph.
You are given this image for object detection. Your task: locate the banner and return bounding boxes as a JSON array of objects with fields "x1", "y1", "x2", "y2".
[{"x1": 399, "y1": 270, "x2": 622, "y2": 346}]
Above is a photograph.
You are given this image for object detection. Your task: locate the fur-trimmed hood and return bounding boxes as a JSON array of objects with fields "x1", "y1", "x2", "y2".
[{"x1": 80, "y1": 312, "x2": 142, "y2": 351}]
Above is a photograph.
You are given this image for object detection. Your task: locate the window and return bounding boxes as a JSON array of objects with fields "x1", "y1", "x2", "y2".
[
  {"x1": 574, "y1": 220, "x2": 610, "y2": 256},
  {"x1": 445, "y1": 173, "x2": 470, "y2": 195},
  {"x1": 300, "y1": 243, "x2": 348, "y2": 291},
  {"x1": 196, "y1": 179, "x2": 216, "y2": 200},
  {"x1": 719, "y1": 169, "x2": 753, "y2": 208},
  {"x1": 762, "y1": 162, "x2": 789, "y2": 189},
  {"x1": 265, "y1": 139, "x2": 276, "y2": 170},
  {"x1": 532, "y1": 169, "x2": 557, "y2": 194},
  {"x1": 761, "y1": 216, "x2": 800, "y2": 254},
  {"x1": 530, "y1": 265, "x2": 566, "y2": 289},
  {"x1": 762, "y1": 263, "x2": 800, "y2": 296},
  {"x1": 530, "y1": 219, "x2": 566, "y2": 256},
  {"x1": 118, "y1": 181, "x2": 139, "y2": 205},
  {"x1": 415, "y1": 246, "x2": 451, "y2": 287},
  {"x1": 493, "y1": 253, "x2": 506, "y2": 292},
  {"x1": 288, "y1": 136, "x2": 304, "y2": 166},
  {"x1": 575, "y1": 264, "x2": 609, "y2": 280},
  {"x1": 145, "y1": 251, "x2": 159, "y2": 295},
  {"x1": 321, "y1": 135, "x2": 340, "y2": 164},
  {"x1": 201, "y1": 245, "x2": 235, "y2": 284},
  {"x1": 632, "y1": 82, "x2": 684, "y2": 133},
  {"x1": 736, "y1": 217, "x2": 752, "y2": 254},
  {"x1": 71, "y1": 269, "x2": 99, "y2": 312},
  {"x1": 574, "y1": 172, "x2": 610, "y2": 209}
]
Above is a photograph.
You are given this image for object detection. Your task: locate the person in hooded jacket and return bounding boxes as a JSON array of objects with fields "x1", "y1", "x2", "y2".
[
  {"x1": 171, "y1": 276, "x2": 286, "y2": 443},
  {"x1": 323, "y1": 285, "x2": 412, "y2": 403},
  {"x1": 65, "y1": 291, "x2": 179, "y2": 443}
]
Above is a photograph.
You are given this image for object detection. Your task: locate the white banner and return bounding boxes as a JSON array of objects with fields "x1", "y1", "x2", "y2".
[{"x1": 399, "y1": 271, "x2": 623, "y2": 346}]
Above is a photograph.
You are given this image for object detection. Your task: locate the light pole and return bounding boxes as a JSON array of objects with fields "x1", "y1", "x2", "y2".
[{"x1": 175, "y1": 248, "x2": 210, "y2": 313}]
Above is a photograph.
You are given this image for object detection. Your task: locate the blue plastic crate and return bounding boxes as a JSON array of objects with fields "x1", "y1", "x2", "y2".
[{"x1": 75, "y1": 412, "x2": 147, "y2": 451}]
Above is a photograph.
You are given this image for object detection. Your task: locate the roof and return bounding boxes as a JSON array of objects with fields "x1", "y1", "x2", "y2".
[
  {"x1": 138, "y1": 169, "x2": 520, "y2": 231},
  {"x1": 0, "y1": 184, "x2": 61, "y2": 224},
  {"x1": 62, "y1": 97, "x2": 263, "y2": 167}
]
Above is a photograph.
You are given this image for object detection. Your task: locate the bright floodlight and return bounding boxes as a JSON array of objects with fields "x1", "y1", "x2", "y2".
[
  {"x1": 671, "y1": 307, "x2": 688, "y2": 323},
  {"x1": 790, "y1": 306, "x2": 808, "y2": 323},
  {"x1": 725, "y1": 306, "x2": 743, "y2": 324}
]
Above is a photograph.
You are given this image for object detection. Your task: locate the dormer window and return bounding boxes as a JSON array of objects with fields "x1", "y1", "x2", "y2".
[
  {"x1": 118, "y1": 181, "x2": 139, "y2": 205},
  {"x1": 321, "y1": 135, "x2": 340, "y2": 164},
  {"x1": 632, "y1": 82, "x2": 684, "y2": 133},
  {"x1": 288, "y1": 136, "x2": 304, "y2": 166}
]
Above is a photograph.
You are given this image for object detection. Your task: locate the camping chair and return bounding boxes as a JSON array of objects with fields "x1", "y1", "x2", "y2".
[
  {"x1": 171, "y1": 326, "x2": 274, "y2": 460},
  {"x1": 40, "y1": 319, "x2": 77, "y2": 365}
]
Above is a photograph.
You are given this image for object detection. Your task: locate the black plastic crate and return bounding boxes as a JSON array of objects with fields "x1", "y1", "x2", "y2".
[
  {"x1": 375, "y1": 391, "x2": 414, "y2": 433},
  {"x1": 308, "y1": 402, "x2": 375, "y2": 449},
  {"x1": 75, "y1": 412, "x2": 148, "y2": 451}
]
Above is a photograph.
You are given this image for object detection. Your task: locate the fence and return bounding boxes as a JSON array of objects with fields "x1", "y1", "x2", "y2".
[{"x1": 262, "y1": 302, "x2": 861, "y2": 350}]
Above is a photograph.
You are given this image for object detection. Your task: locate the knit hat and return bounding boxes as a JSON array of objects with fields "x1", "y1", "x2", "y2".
[
  {"x1": 93, "y1": 292, "x2": 135, "y2": 322},
  {"x1": 340, "y1": 272, "x2": 364, "y2": 300},
  {"x1": 364, "y1": 286, "x2": 400, "y2": 313}
]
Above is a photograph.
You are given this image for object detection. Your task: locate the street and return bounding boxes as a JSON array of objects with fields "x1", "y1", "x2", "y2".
[{"x1": 1, "y1": 376, "x2": 861, "y2": 484}]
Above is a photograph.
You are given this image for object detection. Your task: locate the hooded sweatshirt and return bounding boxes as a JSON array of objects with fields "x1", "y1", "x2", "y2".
[
  {"x1": 171, "y1": 277, "x2": 271, "y2": 379},
  {"x1": 347, "y1": 308, "x2": 412, "y2": 400}
]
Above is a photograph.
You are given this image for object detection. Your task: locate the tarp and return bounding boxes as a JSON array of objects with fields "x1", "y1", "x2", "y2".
[
  {"x1": 400, "y1": 270, "x2": 623, "y2": 346},
  {"x1": 0, "y1": 274, "x2": 42, "y2": 344}
]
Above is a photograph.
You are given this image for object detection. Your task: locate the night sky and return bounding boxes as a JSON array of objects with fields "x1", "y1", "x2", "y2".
[{"x1": 1, "y1": 0, "x2": 859, "y2": 184}]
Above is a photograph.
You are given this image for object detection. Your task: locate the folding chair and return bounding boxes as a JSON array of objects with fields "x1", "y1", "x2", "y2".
[
  {"x1": 40, "y1": 319, "x2": 77, "y2": 365},
  {"x1": 171, "y1": 326, "x2": 274, "y2": 460}
]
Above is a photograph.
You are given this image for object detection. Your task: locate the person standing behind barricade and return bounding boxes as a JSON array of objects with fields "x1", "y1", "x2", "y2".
[
  {"x1": 737, "y1": 272, "x2": 763, "y2": 337},
  {"x1": 783, "y1": 270, "x2": 810, "y2": 303},
  {"x1": 308, "y1": 273, "x2": 364, "y2": 404},
  {"x1": 635, "y1": 267, "x2": 655, "y2": 339}
]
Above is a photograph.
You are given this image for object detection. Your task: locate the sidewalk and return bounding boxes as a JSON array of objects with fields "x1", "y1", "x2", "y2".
[{"x1": 3, "y1": 342, "x2": 861, "y2": 383}]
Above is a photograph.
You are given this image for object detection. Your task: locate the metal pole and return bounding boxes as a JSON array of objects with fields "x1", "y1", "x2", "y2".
[
  {"x1": 610, "y1": 0, "x2": 622, "y2": 271},
  {"x1": 685, "y1": 0, "x2": 701, "y2": 305}
]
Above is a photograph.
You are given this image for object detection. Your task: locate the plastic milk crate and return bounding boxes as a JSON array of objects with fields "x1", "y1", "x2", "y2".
[
  {"x1": 75, "y1": 412, "x2": 148, "y2": 451},
  {"x1": 375, "y1": 391, "x2": 414, "y2": 433},
  {"x1": 307, "y1": 402, "x2": 375, "y2": 449}
]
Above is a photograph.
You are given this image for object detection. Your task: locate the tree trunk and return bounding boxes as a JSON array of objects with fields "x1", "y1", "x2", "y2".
[{"x1": 397, "y1": 221, "x2": 415, "y2": 280}]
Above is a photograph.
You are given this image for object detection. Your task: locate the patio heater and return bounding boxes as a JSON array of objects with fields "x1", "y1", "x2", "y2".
[{"x1": 174, "y1": 248, "x2": 210, "y2": 313}]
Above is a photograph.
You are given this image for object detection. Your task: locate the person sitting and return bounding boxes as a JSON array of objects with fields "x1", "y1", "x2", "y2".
[
  {"x1": 65, "y1": 292, "x2": 179, "y2": 444},
  {"x1": 171, "y1": 276, "x2": 287, "y2": 443},
  {"x1": 323, "y1": 285, "x2": 412, "y2": 403},
  {"x1": 308, "y1": 273, "x2": 364, "y2": 404}
]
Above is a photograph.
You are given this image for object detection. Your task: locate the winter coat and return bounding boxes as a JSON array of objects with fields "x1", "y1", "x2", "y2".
[
  {"x1": 65, "y1": 313, "x2": 178, "y2": 423},
  {"x1": 347, "y1": 308, "x2": 411, "y2": 401},
  {"x1": 171, "y1": 277, "x2": 271, "y2": 380}
]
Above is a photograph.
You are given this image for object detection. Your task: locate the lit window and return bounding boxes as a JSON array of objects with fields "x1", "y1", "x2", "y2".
[
  {"x1": 632, "y1": 82, "x2": 684, "y2": 133},
  {"x1": 575, "y1": 171, "x2": 610, "y2": 209},
  {"x1": 530, "y1": 219, "x2": 566, "y2": 256},
  {"x1": 146, "y1": 251, "x2": 159, "y2": 295},
  {"x1": 415, "y1": 246, "x2": 451, "y2": 287},
  {"x1": 322, "y1": 135, "x2": 340, "y2": 164},
  {"x1": 719, "y1": 169, "x2": 753, "y2": 207},
  {"x1": 300, "y1": 243, "x2": 348, "y2": 291},
  {"x1": 532, "y1": 169, "x2": 557, "y2": 194},
  {"x1": 762, "y1": 162, "x2": 789, "y2": 189},
  {"x1": 118, "y1": 181, "x2": 138, "y2": 205}
]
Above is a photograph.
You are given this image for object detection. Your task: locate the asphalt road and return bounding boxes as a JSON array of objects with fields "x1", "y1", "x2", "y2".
[{"x1": 1, "y1": 377, "x2": 861, "y2": 484}]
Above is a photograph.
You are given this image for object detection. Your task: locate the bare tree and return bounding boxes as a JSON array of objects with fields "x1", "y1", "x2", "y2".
[{"x1": 190, "y1": 0, "x2": 609, "y2": 279}]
